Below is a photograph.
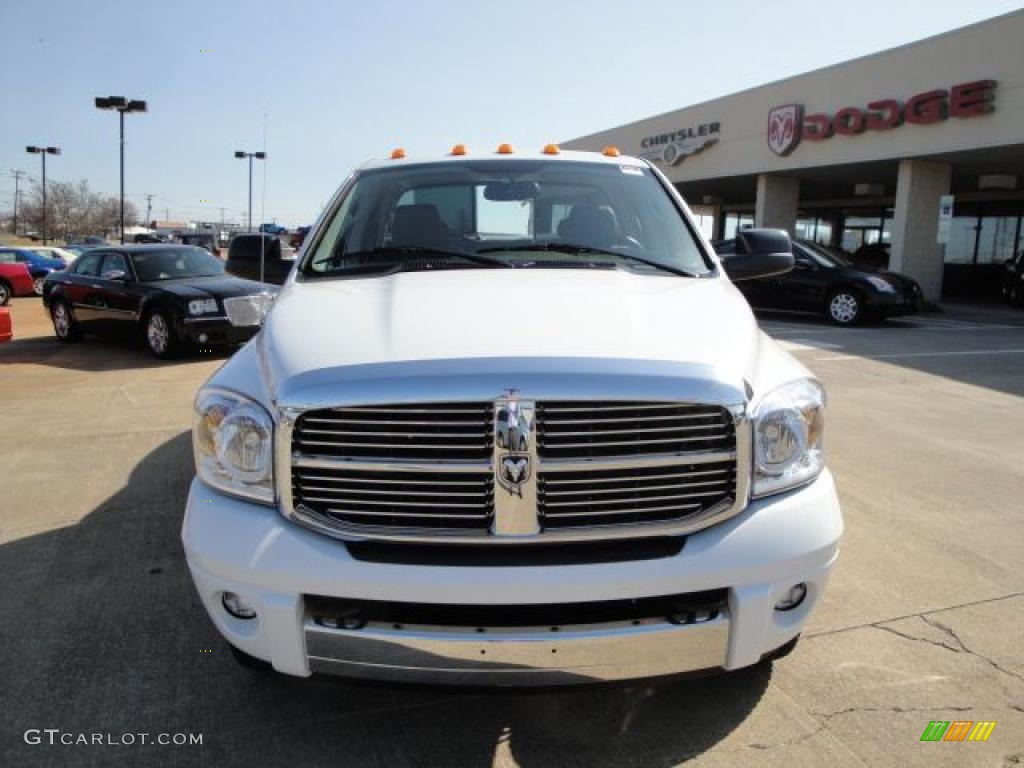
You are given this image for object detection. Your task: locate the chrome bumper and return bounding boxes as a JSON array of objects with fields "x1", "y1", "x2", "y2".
[{"x1": 305, "y1": 611, "x2": 730, "y2": 685}]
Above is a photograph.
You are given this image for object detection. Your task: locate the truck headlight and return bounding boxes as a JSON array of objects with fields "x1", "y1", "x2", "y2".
[
  {"x1": 193, "y1": 388, "x2": 274, "y2": 503},
  {"x1": 752, "y1": 379, "x2": 825, "y2": 497},
  {"x1": 188, "y1": 298, "x2": 219, "y2": 315}
]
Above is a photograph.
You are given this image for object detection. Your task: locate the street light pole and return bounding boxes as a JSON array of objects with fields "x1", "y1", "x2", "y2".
[
  {"x1": 25, "y1": 146, "x2": 60, "y2": 245},
  {"x1": 234, "y1": 151, "x2": 266, "y2": 232},
  {"x1": 95, "y1": 96, "x2": 147, "y2": 244}
]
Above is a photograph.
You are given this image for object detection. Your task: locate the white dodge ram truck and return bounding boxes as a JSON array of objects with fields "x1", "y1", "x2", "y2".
[{"x1": 182, "y1": 146, "x2": 842, "y2": 685}]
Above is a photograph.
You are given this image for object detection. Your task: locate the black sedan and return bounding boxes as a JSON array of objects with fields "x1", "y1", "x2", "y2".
[
  {"x1": 42, "y1": 245, "x2": 272, "y2": 358},
  {"x1": 714, "y1": 237, "x2": 922, "y2": 325}
]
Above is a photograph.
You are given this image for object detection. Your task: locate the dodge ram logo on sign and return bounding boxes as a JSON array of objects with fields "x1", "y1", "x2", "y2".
[{"x1": 767, "y1": 104, "x2": 802, "y2": 156}]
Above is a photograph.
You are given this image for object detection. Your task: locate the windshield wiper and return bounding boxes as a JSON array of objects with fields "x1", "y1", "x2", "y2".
[
  {"x1": 477, "y1": 243, "x2": 698, "y2": 277},
  {"x1": 326, "y1": 246, "x2": 510, "y2": 271}
]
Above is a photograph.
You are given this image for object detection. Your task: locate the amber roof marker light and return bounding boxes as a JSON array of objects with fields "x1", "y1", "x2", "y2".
[
  {"x1": 496, "y1": 143, "x2": 515, "y2": 154},
  {"x1": 542, "y1": 144, "x2": 560, "y2": 155},
  {"x1": 390, "y1": 148, "x2": 406, "y2": 160},
  {"x1": 450, "y1": 144, "x2": 468, "y2": 156},
  {"x1": 602, "y1": 146, "x2": 621, "y2": 157}
]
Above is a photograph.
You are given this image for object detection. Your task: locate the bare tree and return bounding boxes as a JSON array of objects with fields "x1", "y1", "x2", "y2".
[{"x1": 20, "y1": 179, "x2": 140, "y2": 241}]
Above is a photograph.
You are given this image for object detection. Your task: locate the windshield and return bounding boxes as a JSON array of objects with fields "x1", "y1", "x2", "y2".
[
  {"x1": 798, "y1": 240, "x2": 852, "y2": 268},
  {"x1": 130, "y1": 247, "x2": 226, "y2": 282},
  {"x1": 303, "y1": 160, "x2": 713, "y2": 278}
]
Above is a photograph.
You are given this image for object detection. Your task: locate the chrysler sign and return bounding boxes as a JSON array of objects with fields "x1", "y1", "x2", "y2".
[
  {"x1": 767, "y1": 80, "x2": 996, "y2": 156},
  {"x1": 641, "y1": 122, "x2": 721, "y2": 165}
]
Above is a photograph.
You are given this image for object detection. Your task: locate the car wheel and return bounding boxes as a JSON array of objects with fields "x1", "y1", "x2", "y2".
[
  {"x1": 51, "y1": 299, "x2": 81, "y2": 342},
  {"x1": 33, "y1": 276, "x2": 46, "y2": 296},
  {"x1": 0, "y1": 280, "x2": 10, "y2": 306},
  {"x1": 826, "y1": 289, "x2": 863, "y2": 325},
  {"x1": 144, "y1": 309, "x2": 179, "y2": 359},
  {"x1": 228, "y1": 643, "x2": 272, "y2": 671}
]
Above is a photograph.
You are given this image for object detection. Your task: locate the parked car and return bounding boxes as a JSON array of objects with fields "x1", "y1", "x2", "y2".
[
  {"x1": 259, "y1": 223, "x2": 288, "y2": 235},
  {"x1": 1001, "y1": 252, "x2": 1024, "y2": 306},
  {"x1": 0, "y1": 247, "x2": 67, "y2": 295},
  {"x1": 714, "y1": 237, "x2": 922, "y2": 325},
  {"x1": 133, "y1": 233, "x2": 170, "y2": 244},
  {"x1": 182, "y1": 148, "x2": 842, "y2": 683},
  {"x1": 26, "y1": 246, "x2": 76, "y2": 264},
  {"x1": 0, "y1": 261, "x2": 35, "y2": 305},
  {"x1": 289, "y1": 225, "x2": 312, "y2": 250},
  {"x1": 42, "y1": 245, "x2": 272, "y2": 358},
  {"x1": 178, "y1": 232, "x2": 221, "y2": 257},
  {"x1": 225, "y1": 234, "x2": 295, "y2": 285}
]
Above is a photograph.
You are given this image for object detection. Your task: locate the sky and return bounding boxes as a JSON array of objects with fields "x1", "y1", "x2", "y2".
[{"x1": 1, "y1": 0, "x2": 1022, "y2": 228}]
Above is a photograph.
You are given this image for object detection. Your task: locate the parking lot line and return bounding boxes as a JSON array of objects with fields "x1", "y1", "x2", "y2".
[{"x1": 813, "y1": 348, "x2": 1024, "y2": 362}]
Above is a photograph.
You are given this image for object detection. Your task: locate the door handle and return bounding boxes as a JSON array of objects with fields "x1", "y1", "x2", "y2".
[{"x1": 91, "y1": 284, "x2": 103, "y2": 289}]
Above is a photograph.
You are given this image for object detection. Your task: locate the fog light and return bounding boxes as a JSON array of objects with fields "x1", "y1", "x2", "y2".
[
  {"x1": 198, "y1": 333, "x2": 209, "y2": 344},
  {"x1": 222, "y1": 591, "x2": 257, "y2": 619},
  {"x1": 774, "y1": 583, "x2": 807, "y2": 612}
]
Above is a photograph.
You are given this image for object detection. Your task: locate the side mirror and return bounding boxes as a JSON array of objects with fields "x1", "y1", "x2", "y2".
[
  {"x1": 721, "y1": 229, "x2": 794, "y2": 282},
  {"x1": 102, "y1": 269, "x2": 127, "y2": 281}
]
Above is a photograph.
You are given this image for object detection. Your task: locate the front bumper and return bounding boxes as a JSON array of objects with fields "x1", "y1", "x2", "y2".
[
  {"x1": 179, "y1": 316, "x2": 259, "y2": 346},
  {"x1": 182, "y1": 471, "x2": 842, "y2": 685}
]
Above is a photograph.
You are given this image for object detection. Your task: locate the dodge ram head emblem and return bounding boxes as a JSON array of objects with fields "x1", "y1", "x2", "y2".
[
  {"x1": 767, "y1": 104, "x2": 803, "y2": 156},
  {"x1": 500, "y1": 455, "x2": 530, "y2": 487}
]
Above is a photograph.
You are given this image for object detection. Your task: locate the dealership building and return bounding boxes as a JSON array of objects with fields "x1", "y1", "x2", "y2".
[{"x1": 564, "y1": 10, "x2": 1024, "y2": 301}]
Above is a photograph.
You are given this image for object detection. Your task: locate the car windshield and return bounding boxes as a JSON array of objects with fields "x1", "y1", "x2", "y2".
[
  {"x1": 799, "y1": 241, "x2": 852, "y2": 268},
  {"x1": 130, "y1": 247, "x2": 225, "y2": 282},
  {"x1": 303, "y1": 159, "x2": 713, "y2": 278}
]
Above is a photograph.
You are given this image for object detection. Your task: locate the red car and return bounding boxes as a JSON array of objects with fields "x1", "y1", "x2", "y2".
[{"x1": 0, "y1": 262, "x2": 35, "y2": 305}]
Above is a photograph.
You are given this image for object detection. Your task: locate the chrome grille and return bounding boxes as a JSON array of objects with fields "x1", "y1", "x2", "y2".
[
  {"x1": 293, "y1": 403, "x2": 493, "y2": 461},
  {"x1": 293, "y1": 466, "x2": 494, "y2": 531},
  {"x1": 283, "y1": 396, "x2": 748, "y2": 544},
  {"x1": 539, "y1": 460, "x2": 736, "y2": 529},
  {"x1": 536, "y1": 402, "x2": 734, "y2": 459}
]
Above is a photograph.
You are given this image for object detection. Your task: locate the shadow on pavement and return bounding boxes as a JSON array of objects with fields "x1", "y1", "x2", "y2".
[
  {"x1": 1, "y1": 431, "x2": 770, "y2": 767},
  {"x1": 0, "y1": 332, "x2": 234, "y2": 371}
]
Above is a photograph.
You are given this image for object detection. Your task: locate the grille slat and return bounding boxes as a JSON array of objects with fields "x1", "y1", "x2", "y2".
[
  {"x1": 294, "y1": 403, "x2": 493, "y2": 461},
  {"x1": 539, "y1": 458, "x2": 736, "y2": 529},
  {"x1": 293, "y1": 463, "x2": 494, "y2": 531},
  {"x1": 537, "y1": 401, "x2": 733, "y2": 460}
]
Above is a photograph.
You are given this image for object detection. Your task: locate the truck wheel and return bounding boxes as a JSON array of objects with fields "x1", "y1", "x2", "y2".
[
  {"x1": 228, "y1": 643, "x2": 272, "y2": 671},
  {"x1": 51, "y1": 299, "x2": 81, "y2": 342},
  {"x1": 0, "y1": 280, "x2": 10, "y2": 306},
  {"x1": 143, "y1": 309, "x2": 179, "y2": 359},
  {"x1": 826, "y1": 289, "x2": 863, "y2": 325}
]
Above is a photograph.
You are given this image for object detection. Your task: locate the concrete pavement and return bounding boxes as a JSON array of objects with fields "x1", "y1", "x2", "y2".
[{"x1": 1, "y1": 297, "x2": 1022, "y2": 767}]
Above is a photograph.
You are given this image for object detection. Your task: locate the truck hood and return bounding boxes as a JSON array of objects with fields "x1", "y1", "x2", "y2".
[{"x1": 259, "y1": 269, "x2": 772, "y2": 403}]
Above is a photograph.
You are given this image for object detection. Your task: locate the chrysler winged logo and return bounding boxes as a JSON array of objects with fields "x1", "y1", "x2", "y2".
[
  {"x1": 495, "y1": 396, "x2": 532, "y2": 493},
  {"x1": 767, "y1": 104, "x2": 802, "y2": 156}
]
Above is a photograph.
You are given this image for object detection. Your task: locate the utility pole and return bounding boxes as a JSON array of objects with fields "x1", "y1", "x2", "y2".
[
  {"x1": 9, "y1": 170, "x2": 26, "y2": 234},
  {"x1": 145, "y1": 193, "x2": 154, "y2": 227}
]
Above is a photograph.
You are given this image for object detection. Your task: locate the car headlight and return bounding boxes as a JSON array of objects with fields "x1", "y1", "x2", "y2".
[
  {"x1": 193, "y1": 388, "x2": 274, "y2": 503},
  {"x1": 188, "y1": 298, "x2": 219, "y2": 315},
  {"x1": 864, "y1": 275, "x2": 896, "y2": 293},
  {"x1": 752, "y1": 379, "x2": 825, "y2": 497}
]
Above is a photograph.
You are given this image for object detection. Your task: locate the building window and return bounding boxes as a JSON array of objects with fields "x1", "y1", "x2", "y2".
[{"x1": 723, "y1": 212, "x2": 753, "y2": 239}]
